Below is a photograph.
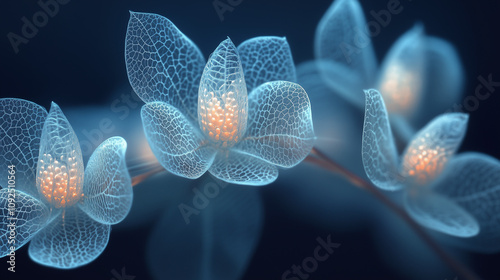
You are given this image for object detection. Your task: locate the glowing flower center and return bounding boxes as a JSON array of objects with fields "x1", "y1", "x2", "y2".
[
  {"x1": 380, "y1": 63, "x2": 421, "y2": 115},
  {"x1": 403, "y1": 143, "x2": 447, "y2": 185},
  {"x1": 37, "y1": 153, "x2": 83, "y2": 208},
  {"x1": 199, "y1": 90, "x2": 244, "y2": 147}
]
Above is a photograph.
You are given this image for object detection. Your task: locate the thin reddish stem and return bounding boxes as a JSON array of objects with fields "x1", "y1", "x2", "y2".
[
  {"x1": 307, "y1": 147, "x2": 481, "y2": 280},
  {"x1": 131, "y1": 165, "x2": 166, "y2": 187}
]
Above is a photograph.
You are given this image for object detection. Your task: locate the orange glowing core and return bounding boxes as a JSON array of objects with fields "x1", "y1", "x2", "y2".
[
  {"x1": 38, "y1": 153, "x2": 83, "y2": 208},
  {"x1": 199, "y1": 91, "x2": 244, "y2": 148},
  {"x1": 380, "y1": 63, "x2": 421, "y2": 115},
  {"x1": 403, "y1": 140, "x2": 447, "y2": 185}
]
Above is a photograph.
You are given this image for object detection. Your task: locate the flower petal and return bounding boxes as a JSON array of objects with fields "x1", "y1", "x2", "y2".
[
  {"x1": 208, "y1": 150, "x2": 278, "y2": 186},
  {"x1": 377, "y1": 25, "x2": 426, "y2": 117},
  {"x1": 237, "y1": 36, "x2": 297, "y2": 92},
  {"x1": 0, "y1": 98, "x2": 47, "y2": 196},
  {"x1": 404, "y1": 191, "x2": 479, "y2": 237},
  {"x1": 414, "y1": 37, "x2": 465, "y2": 127},
  {"x1": 141, "y1": 102, "x2": 216, "y2": 179},
  {"x1": 36, "y1": 102, "x2": 85, "y2": 208},
  {"x1": 431, "y1": 153, "x2": 500, "y2": 252},
  {"x1": 315, "y1": 0, "x2": 377, "y2": 106},
  {"x1": 80, "y1": 137, "x2": 133, "y2": 225},
  {"x1": 125, "y1": 11, "x2": 205, "y2": 120},
  {"x1": 362, "y1": 89, "x2": 403, "y2": 191},
  {"x1": 237, "y1": 81, "x2": 315, "y2": 168},
  {"x1": 28, "y1": 207, "x2": 110, "y2": 269},
  {"x1": 401, "y1": 113, "x2": 468, "y2": 186},
  {"x1": 198, "y1": 38, "x2": 248, "y2": 147},
  {"x1": 0, "y1": 189, "x2": 50, "y2": 257},
  {"x1": 147, "y1": 177, "x2": 263, "y2": 279}
]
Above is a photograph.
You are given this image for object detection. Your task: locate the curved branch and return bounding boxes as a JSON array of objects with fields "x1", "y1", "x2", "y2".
[{"x1": 306, "y1": 147, "x2": 481, "y2": 280}]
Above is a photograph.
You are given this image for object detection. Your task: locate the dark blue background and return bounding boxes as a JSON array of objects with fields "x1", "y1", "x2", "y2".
[{"x1": 1, "y1": 0, "x2": 499, "y2": 279}]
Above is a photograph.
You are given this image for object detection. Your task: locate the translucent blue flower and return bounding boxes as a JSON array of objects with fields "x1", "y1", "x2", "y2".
[
  {"x1": 361, "y1": 89, "x2": 479, "y2": 238},
  {"x1": 125, "y1": 12, "x2": 315, "y2": 186},
  {"x1": 0, "y1": 99, "x2": 133, "y2": 269},
  {"x1": 315, "y1": 0, "x2": 464, "y2": 131}
]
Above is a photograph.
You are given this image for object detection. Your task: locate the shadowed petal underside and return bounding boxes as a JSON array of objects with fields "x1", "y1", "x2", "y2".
[
  {"x1": 142, "y1": 102, "x2": 216, "y2": 179},
  {"x1": 81, "y1": 137, "x2": 133, "y2": 225}
]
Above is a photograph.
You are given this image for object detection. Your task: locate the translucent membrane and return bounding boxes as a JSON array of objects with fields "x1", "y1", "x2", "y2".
[{"x1": 198, "y1": 38, "x2": 248, "y2": 148}]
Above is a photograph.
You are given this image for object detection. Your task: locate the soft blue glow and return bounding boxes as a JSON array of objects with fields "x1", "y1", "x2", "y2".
[
  {"x1": 0, "y1": 189, "x2": 50, "y2": 257},
  {"x1": 431, "y1": 153, "x2": 500, "y2": 252},
  {"x1": 28, "y1": 207, "x2": 111, "y2": 269},
  {"x1": 0, "y1": 98, "x2": 47, "y2": 197},
  {"x1": 141, "y1": 101, "x2": 216, "y2": 179},
  {"x1": 404, "y1": 191, "x2": 479, "y2": 237},
  {"x1": 125, "y1": 11, "x2": 206, "y2": 121},
  {"x1": 377, "y1": 25, "x2": 425, "y2": 117},
  {"x1": 314, "y1": 0, "x2": 464, "y2": 131},
  {"x1": 129, "y1": 12, "x2": 316, "y2": 186},
  {"x1": 362, "y1": 89, "x2": 478, "y2": 237},
  {"x1": 80, "y1": 137, "x2": 133, "y2": 225},
  {"x1": 314, "y1": 0, "x2": 376, "y2": 106},
  {"x1": 415, "y1": 36, "x2": 465, "y2": 128},
  {"x1": 362, "y1": 89, "x2": 469, "y2": 190},
  {"x1": 0, "y1": 99, "x2": 132, "y2": 268},
  {"x1": 209, "y1": 150, "x2": 278, "y2": 185},
  {"x1": 361, "y1": 89, "x2": 402, "y2": 191},
  {"x1": 236, "y1": 81, "x2": 315, "y2": 168},
  {"x1": 147, "y1": 177, "x2": 263, "y2": 280},
  {"x1": 237, "y1": 36, "x2": 297, "y2": 92}
]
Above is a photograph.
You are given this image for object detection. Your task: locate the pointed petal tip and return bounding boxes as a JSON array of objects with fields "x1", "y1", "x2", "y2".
[
  {"x1": 413, "y1": 21, "x2": 425, "y2": 33},
  {"x1": 49, "y1": 101, "x2": 62, "y2": 113}
]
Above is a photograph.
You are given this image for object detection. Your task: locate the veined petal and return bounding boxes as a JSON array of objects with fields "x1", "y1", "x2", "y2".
[
  {"x1": 80, "y1": 137, "x2": 133, "y2": 225},
  {"x1": 237, "y1": 81, "x2": 315, "y2": 168},
  {"x1": 0, "y1": 98, "x2": 47, "y2": 196},
  {"x1": 36, "y1": 102, "x2": 84, "y2": 209},
  {"x1": 198, "y1": 38, "x2": 248, "y2": 148},
  {"x1": 401, "y1": 113, "x2": 468, "y2": 186},
  {"x1": 0, "y1": 189, "x2": 50, "y2": 257},
  {"x1": 377, "y1": 25, "x2": 426, "y2": 117},
  {"x1": 404, "y1": 191, "x2": 479, "y2": 237},
  {"x1": 431, "y1": 153, "x2": 500, "y2": 252},
  {"x1": 141, "y1": 102, "x2": 216, "y2": 179},
  {"x1": 208, "y1": 150, "x2": 278, "y2": 186},
  {"x1": 237, "y1": 36, "x2": 297, "y2": 92},
  {"x1": 315, "y1": 0, "x2": 377, "y2": 106},
  {"x1": 28, "y1": 207, "x2": 110, "y2": 269},
  {"x1": 362, "y1": 89, "x2": 403, "y2": 191},
  {"x1": 414, "y1": 36, "x2": 464, "y2": 127},
  {"x1": 125, "y1": 11, "x2": 205, "y2": 120}
]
